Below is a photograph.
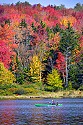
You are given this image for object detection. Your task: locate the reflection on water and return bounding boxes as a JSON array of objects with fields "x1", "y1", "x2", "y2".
[
  {"x1": 0, "y1": 100, "x2": 16, "y2": 125},
  {"x1": 0, "y1": 98, "x2": 83, "y2": 125}
]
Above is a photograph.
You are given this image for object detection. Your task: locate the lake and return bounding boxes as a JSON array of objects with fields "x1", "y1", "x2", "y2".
[{"x1": 0, "y1": 98, "x2": 83, "y2": 125}]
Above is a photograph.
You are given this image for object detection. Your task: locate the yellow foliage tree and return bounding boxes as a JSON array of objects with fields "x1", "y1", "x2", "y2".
[
  {"x1": 47, "y1": 69, "x2": 63, "y2": 90},
  {"x1": 49, "y1": 32, "x2": 60, "y2": 50},
  {"x1": 30, "y1": 55, "x2": 42, "y2": 82},
  {"x1": 0, "y1": 62, "x2": 16, "y2": 84},
  {"x1": 60, "y1": 16, "x2": 76, "y2": 27}
]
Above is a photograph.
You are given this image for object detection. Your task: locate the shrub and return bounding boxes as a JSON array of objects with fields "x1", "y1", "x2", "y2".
[
  {"x1": 79, "y1": 85, "x2": 83, "y2": 91},
  {"x1": 8, "y1": 88, "x2": 18, "y2": 94},
  {"x1": 44, "y1": 85, "x2": 55, "y2": 92},
  {"x1": 0, "y1": 89, "x2": 13, "y2": 95},
  {"x1": 24, "y1": 88, "x2": 38, "y2": 94},
  {"x1": 13, "y1": 88, "x2": 27, "y2": 95}
]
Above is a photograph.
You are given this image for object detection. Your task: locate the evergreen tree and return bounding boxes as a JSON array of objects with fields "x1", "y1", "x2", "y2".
[{"x1": 59, "y1": 23, "x2": 79, "y2": 88}]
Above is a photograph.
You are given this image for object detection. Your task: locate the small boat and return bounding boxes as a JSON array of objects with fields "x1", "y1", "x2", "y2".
[{"x1": 35, "y1": 103, "x2": 62, "y2": 107}]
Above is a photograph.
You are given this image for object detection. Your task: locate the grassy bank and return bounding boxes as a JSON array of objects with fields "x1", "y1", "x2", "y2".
[
  {"x1": 0, "y1": 83, "x2": 83, "y2": 100},
  {"x1": 0, "y1": 90, "x2": 83, "y2": 100}
]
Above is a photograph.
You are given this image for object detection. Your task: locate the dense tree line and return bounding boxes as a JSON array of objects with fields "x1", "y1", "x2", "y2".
[{"x1": 0, "y1": 1, "x2": 83, "y2": 91}]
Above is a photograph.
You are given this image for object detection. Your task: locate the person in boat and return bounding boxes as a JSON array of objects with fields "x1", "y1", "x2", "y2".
[
  {"x1": 49, "y1": 100, "x2": 58, "y2": 105},
  {"x1": 56, "y1": 102, "x2": 58, "y2": 106},
  {"x1": 51, "y1": 100, "x2": 58, "y2": 105},
  {"x1": 51, "y1": 100, "x2": 55, "y2": 105},
  {"x1": 48, "y1": 100, "x2": 55, "y2": 105}
]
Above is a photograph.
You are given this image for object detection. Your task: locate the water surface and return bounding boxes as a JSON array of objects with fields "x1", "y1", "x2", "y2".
[{"x1": 0, "y1": 98, "x2": 83, "y2": 125}]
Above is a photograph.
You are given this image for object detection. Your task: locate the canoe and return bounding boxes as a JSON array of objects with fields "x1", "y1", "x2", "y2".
[{"x1": 35, "y1": 103, "x2": 62, "y2": 107}]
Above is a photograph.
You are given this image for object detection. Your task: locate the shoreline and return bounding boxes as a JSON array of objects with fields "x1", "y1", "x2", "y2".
[{"x1": 0, "y1": 90, "x2": 83, "y2": 100}]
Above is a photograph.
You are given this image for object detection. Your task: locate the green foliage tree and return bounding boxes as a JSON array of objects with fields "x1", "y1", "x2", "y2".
[
  {"x1": 69, "y1": 64, "x2": 78, "y2": 89},
  {"x1": 59, "y1": 23, "x2": 79, "y2": 53},
  {"x1": 54, "y1": 4, "x2": 65, "y2": 10},
  {"x1": 69, "y1": 59, "x2": 83, "y2": 89},
  {"x1": 74, "y1": 3, "x2": 83, "y2": 11},
  {"x1": 59, "y1": 23, "x2": 79, "y2": 88},
  {"x1": 47, "y1": 69, "x2": 63, "y2": 90},
  {"x1": 0, "y1": 62, "x2": 16, "y2": 84},
  {"x1": 76, "y1": 59, "x2": 83, "y2": 87}
]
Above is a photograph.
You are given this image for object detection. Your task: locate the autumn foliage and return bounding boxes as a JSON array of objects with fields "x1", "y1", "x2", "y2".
[
  {"x1": 0, "y1": 40, "x2": 11, "y2": 68},
  {"x1": 0, "y1": 2, "x2": 82, "y2": 90},
  {"x1": 0, "y1": 62, "x2": 16, "y2": 84}
]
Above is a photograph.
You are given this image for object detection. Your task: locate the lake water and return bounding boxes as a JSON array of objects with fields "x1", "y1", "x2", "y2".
[{"x1": 0, "y1": 98, "x2": 83, "y2": 125}]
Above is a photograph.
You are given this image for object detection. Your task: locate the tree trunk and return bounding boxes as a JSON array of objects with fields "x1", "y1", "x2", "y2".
[{"x1": 65, "y1": 53, "x2": 68, "y2": 88}]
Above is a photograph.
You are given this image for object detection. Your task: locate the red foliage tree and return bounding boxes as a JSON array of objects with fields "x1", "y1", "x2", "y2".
[
  {"x1": 55, "y1": 52, "x2": 66, "y2": 82},
  {"x1": 0, "y1": 40, "x2": 12, "y2": 68}
]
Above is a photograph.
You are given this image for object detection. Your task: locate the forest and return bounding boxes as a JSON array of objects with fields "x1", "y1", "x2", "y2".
[{"x1": 0, "y1": 1, "x2": 83, "y2": 96}]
